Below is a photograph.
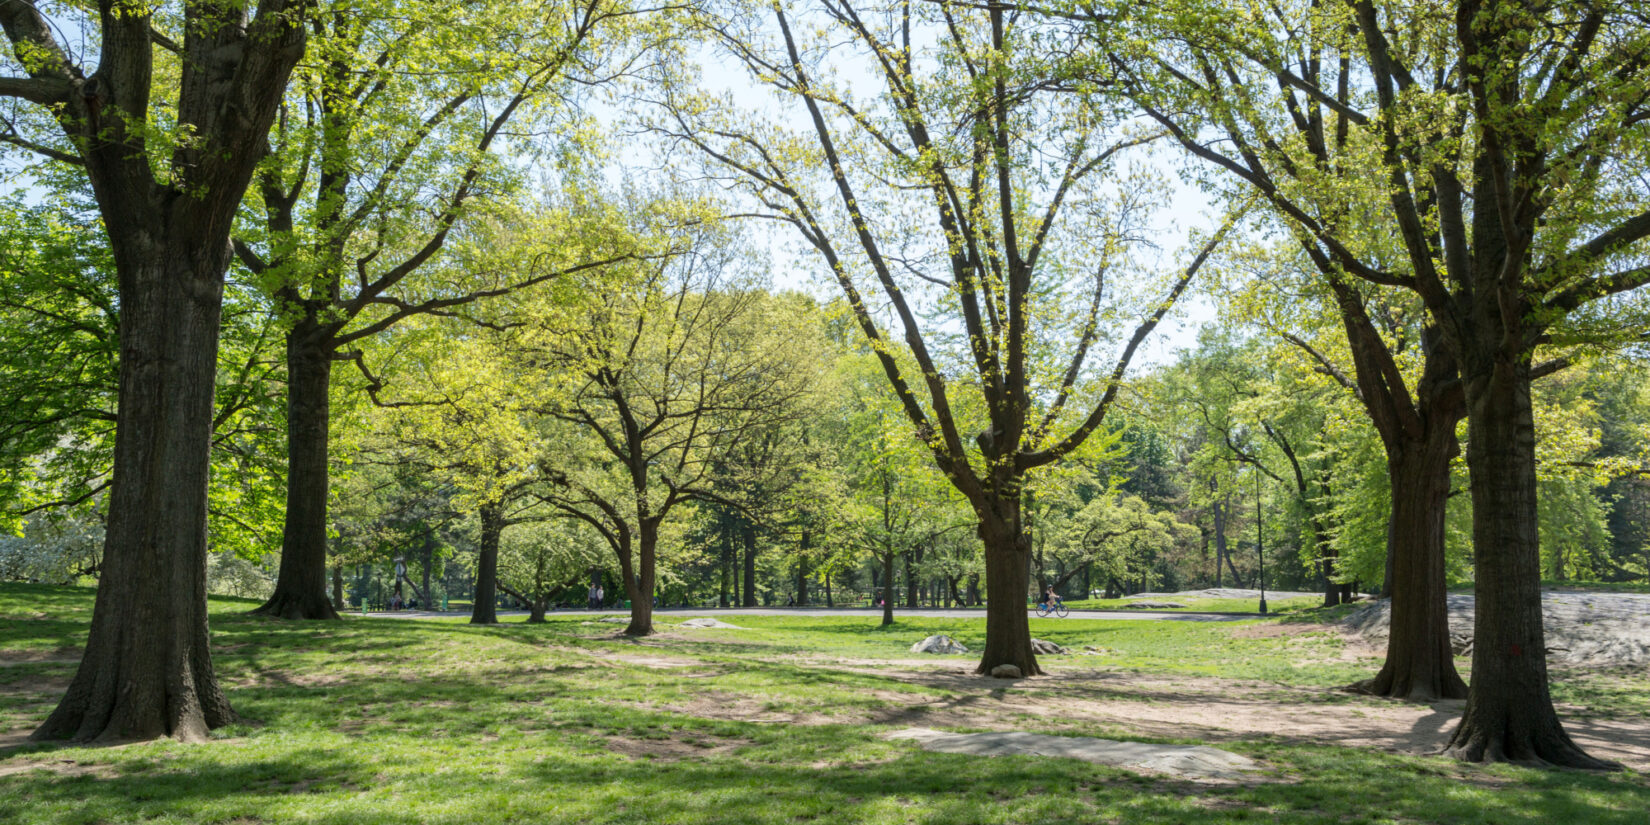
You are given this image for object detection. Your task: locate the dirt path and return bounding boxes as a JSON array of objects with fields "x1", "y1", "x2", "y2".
[{"x1": 666, "y1": 657, "x2": 1650, "y2": 771}]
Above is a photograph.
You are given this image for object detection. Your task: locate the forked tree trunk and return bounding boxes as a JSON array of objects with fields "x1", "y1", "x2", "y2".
[
  {"x1": 1360, "y1": 428, "x2": 1467, "y2": 701},
  {"x1": 470, "y1": 505, "x2": 502, "y2": 625},
  {"x1": 34, "y1": 248, "x2": 237, "y2": 743},
  {"x1": 255, "y1": 328, "x2": 340, "y2": 620},
  {"x1": 528, "y1": 599, "x2": 547, "y2": 623},
  {"x1": 975, "y1": 498, "x2": 1039, "y2": 677},
  {"x1": 1443, "y1": 363, "x2": 1612, "y2": 767}
]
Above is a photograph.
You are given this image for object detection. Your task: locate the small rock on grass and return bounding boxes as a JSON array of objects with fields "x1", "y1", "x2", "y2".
[
  {"x1": 679, "y1": 617, "x2": 744, "y2": 629},
  {"x1": 990, "y1": 664, "x2": 1022, "y2": 679},
  {"x1": 911, "y1": 634, "x2": 969, "y2": 654},
  {"x1": 599, "y1": 617, "x2": 628, "y2": 623},
  {"x1": 1030, "y1": 638, "x2": 1068, "y2": 655}
]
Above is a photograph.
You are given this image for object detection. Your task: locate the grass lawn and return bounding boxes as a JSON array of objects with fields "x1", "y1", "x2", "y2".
[
  {"x1": 1, "y1": 582, "x2": 1645, "y2": 824},
  {"x1": 1061, "y1": 594, "x2": 1324, "y2": 614}
]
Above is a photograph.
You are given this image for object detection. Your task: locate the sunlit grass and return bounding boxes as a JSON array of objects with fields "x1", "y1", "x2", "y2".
[{"x1": 0, "y1": 583, "x2": 1645, "y2": 824}]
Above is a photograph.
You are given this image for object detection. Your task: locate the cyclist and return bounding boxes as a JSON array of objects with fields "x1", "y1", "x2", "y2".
[{"x1": 1043, "y1": 586, "x2": 1061, "y2": 609}]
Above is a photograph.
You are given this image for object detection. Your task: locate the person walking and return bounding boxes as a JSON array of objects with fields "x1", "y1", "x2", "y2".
[{"x1": 596, "y1": 585, "x2": 605, "y2": 608}]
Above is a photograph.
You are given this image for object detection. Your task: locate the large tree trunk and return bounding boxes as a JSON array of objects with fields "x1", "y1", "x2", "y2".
[
  {"x1": 255, "y1": 328, "x2": 340, "y2": 620},
  {"x1": 331, "y1": 565, "x2": 343, "y2": 611},
  {"x1": 623, "y1": 520, "x2": 657, "y2": 636},
  {"x1": 470, "y1": 505, "x2": 501, "y2": 625},
  {"x1": 975, "y1": 497, "x2": 1040, "y2": 677},
  {"x1": 1359, "y1": 426, "x2": 1467, "y2": 701},
  {"x1": 1443, "y1": 363, "x2": 1611, "y2": 767},
  {"x1": 741, "y1": 521, "x2": 757, "y2": 607},
  {"x1": 904, "y1": 551, "x2": 918, "y2": 608},
  {"x1": 34, "y1": 246, "x2": 237, "y2": 743}
]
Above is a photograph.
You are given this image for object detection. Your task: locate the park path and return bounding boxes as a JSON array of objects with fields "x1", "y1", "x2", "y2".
[{"x1": 363, "y1": 606, "x2": 1255, "y2": 622}]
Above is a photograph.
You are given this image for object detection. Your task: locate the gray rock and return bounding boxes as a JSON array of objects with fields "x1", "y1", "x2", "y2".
[
  {"x1": 884, "y1": 728, "x2": 1258, "y2": 781},
  {"x1": 910, "y1": 634, "x2": 970, "y2": 654},
  {"x1": 599, "y1": 617, "x2": 628, "y2": 623},
  {"x1": 990, "y1": 664, "x2": 1022, "y2": 678},
  {"x1": 1030, "y1": 638, "x2": 1068, "y2": 655},
  {"x1": 1344, "y1": 591, "x2": 1650, "y2": 667},
  {"x1": 679, "y1": 617, "x2": 744, "y2": 629},
  {"x1": 1124, "y1": 601, "x2": 1190, "y2": 610}
]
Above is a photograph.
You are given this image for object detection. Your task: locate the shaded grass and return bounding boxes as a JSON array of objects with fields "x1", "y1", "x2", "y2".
[{"x1": 0, "y1": 584, "x2": 1645, "y2": 824}]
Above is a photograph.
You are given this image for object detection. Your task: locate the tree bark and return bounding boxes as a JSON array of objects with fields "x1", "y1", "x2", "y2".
[
  {"x1": 880, "y1": 550, "x2": 895, "y2": 626},
  {"x1": 331, "y1": 565, "x2": 343, "y2": 611},
  {"x1": 975, "y1": 497, "x2": 1040, "y2": 676},
  {"x1": 255, "y1": 327, "x2": 339, "y2": 619},
  {"x1": 33, "y1": 249, "x2": 237, "y2": 743},
  {"x1": 795, "y1": 538, "x2": 809, "y2": 606},
  {"x1": 1360, "y1": 427, "x2": 1467, "y2": 701},
  {"x1": 623, "y1": 520, "x2": 658, "y2": 636},
  {"x1": 904, "y1": 551, "x2": 918, "y2": 608},
  {"x1": 1442, "y1": 361, "x2": 1611, "y2": 767},
  {"x1": 470, "y1": 505, "x2": 501, "y2": 625},
  {"x1": 741, "y1": 521, "x2": 757, "y2": 607}
]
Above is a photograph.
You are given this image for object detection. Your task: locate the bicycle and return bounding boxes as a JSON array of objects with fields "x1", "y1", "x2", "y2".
[{"x1": 1035, "y1": 601, "x2": 1069, "y2": 618}]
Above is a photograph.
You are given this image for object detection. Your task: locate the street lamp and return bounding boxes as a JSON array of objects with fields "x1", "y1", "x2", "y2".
[{"x1": 1255, "y1": 469, "x2": 1267, "y2": 615}]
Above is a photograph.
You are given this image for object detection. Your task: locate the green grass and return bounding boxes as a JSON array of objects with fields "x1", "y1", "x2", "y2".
[
  {"x1": 1, "y1": 583, "x2": 1645, "y2": 824},
  {"x1": 1061, "y1": 594, "x2": 1324, "y2": 614}
]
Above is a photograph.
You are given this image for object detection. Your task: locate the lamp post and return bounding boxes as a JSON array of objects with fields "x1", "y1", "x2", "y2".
[{"x1": 1255, "y1": 469, "x2": 1267, "y2": 615}]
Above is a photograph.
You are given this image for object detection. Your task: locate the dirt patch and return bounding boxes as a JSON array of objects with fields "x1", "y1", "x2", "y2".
[
  {"x1": 604, "y1": 732, "x2": 751, "y2": 761},
  {"x1": 0, "y1": 650, "x2": 81, "y2": 666},
  {"x1": 0, "y1": 757, "x2": 119, "y2": 779},
  {"x1": 646, "y1": 659, "x2": 1650, "y2": 771}
]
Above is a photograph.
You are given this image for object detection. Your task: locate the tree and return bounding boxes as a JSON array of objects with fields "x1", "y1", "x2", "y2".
[
  {"x1": 1101, "y1": 0, "x2": 1650, "y2": 765},
  {"x1": 1, "y1": 0, "x2": 309, "y2": 742},
  {"x1": 663, "y1": 0, "x2": 1230, "y2": 674},
  {"x1": 235, "y1": 0, "x2": 645, "y2": 619},
  {"x1": 532, "y1": 224, "x2": 821, "y2": 635}
]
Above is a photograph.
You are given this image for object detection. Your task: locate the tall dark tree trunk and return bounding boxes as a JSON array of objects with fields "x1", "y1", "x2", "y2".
[
  {"x1": 470, "y1": 505, "x2": 502, "y2": 625},
  {"x1": 1443, "y1": 362, "x2": 1609, "y2": 767},
  {"x1": 823, "y1": 570, "x2": 833, "y2": 607},
  {"x1": 331, "y1": 565, "x2": 344, "y2": 611},
  {"x1": 880, "y1": 550, "x2": 895, "y2": 626},
  {"x1": 34, "y1": 249, "x2": 237, "y2": 743},
  {"x1": 719, "y1": 521, "x2": 732, "y2": 607},
  {"x1": 1211, "y1": 488, "x2": 1227, "y2": 587},
  {"x1": 741, "y1": 521, "x2": 757, "y2": 607},
  {"x1": 795, "y1": 538, "x2": 809, "y2": 606},
  {"x1": 1360, "y1": 427, "x2": 1467, "y2": 701},
  {"x1": 966, "y1": 572, "x2": 980, "y2": 606},
  {"x1": 975, "y1": 497, "x2": 1040, "y2": 676},
  {"x1": 422, "y1": 534, "x2": 435, "y2": 610},
  {"x1": 903, "y1": 551, "x2": 918, "y2": 608},
  {"x1": 255, "y1": 327, "x2": 340, "y2": 619},
  {"x1": 624, "y1": 520, "x2": 658, "y2": 635}
]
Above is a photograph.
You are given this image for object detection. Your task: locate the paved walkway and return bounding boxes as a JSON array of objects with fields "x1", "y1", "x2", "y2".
[{"x1": 363, "y1": 606, "x2": 1257, "y2": 622}]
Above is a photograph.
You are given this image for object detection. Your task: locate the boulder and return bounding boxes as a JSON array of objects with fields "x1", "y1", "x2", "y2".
[
  {"x1": 599, "y1": 617, "x2": 628, "y2": 623},
  {"x1": 989, "y1": 664, "x2": 1022, "y2": 679},
  {"x1": 1124, "y1": 601, "x2": 1189, "y2": 610},
  {"x1": 679, "y1": 617, "x2": 744, "y2": 629},
  {"x1": 1030, "y1": 638, "x2": 1069, "y2": 655},
  {"x1": 910, "y1": 634, "x2": 969, "y2": 654}
]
